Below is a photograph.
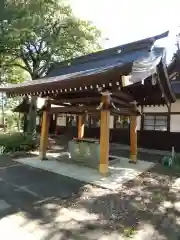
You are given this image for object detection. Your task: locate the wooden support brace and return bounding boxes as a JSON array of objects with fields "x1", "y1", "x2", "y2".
[
  {"x1": 39, "y1": 100, "x2": 50, "y2": 160},
  {"x1": 78, "y1": 115, "x2": 85, "y2": 139},
  {"x1": 129, "y1": 116, "x2": 137, "y2": 163},
  {"x1": 99, "y1": 94, "x2": 110, "y2": 175}
]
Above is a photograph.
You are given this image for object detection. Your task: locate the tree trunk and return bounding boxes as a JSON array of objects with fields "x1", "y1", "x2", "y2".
[
  {"x1": 27, "y1": 96, "x2": 37, "y2": 134},
  {"x1": 1, "y1": 92, "x2": 5, "y2": 132},
  {"x1": 18, "y1": 112, "x2": 21, "y2": 132},
  {"x1": 23, "y1": 113, "x2": 28, "y2": 133}
]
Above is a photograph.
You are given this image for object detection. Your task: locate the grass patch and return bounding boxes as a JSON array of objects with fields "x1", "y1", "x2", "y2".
[
  {"x1": 0, "y1": 133, "x2": 38, "y2": 154},
  {"x1": 123, "y1": 226, "x2": 136, "y2": 238}
]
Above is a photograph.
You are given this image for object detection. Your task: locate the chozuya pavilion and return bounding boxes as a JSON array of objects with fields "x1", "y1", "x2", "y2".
[{"x1": 0, "y1": 31, "x2": 176, "y2": 175}]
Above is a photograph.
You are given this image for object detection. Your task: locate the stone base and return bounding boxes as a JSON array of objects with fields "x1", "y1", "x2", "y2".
[
  {"x1": 14, "y1": 156, "x2": 155, "y2": 190},
  {"x1": 129, "y1": 160, "x2": 137, "y2": 164}
]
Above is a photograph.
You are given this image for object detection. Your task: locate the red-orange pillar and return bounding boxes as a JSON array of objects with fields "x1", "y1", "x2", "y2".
[
  {"x1": 99, "y1": 94, "x2": 110, "y2": 175},
  {"x1": 39, "y1": 100, "x2": 50, "y2": 160},
  {"x1": 78, "y1": 115, "x2": 85, "y2": 139}
]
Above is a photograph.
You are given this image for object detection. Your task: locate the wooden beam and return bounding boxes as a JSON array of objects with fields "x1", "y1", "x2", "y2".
[
  {"x1": 78, "y1": 115, "x2": 85, "y2": 139},
  {"x1": 112, "y1": 91, "x2": 134, "y2": 102},
  {"x1": 49, "y1": 97, "x2": 101, "y2": 106},
  {"x1": 111, "y1": 96, "x2": 134, "y2": 108},
  {"x1": 129, "y1": 116, "x2": 137, "y2": 163},
  {"x1": 99, "y1": 94, "x2": 110, "y2": 175},
  {"x1": 50, "y1": 106, "x2": 98, "y2": 114},
  {"x1": 110, "y1": 108, "x2": 139, "y2": 116},
  {"x1": 39, "y1": 100, "x2": 50, "y2": 160},
  {"x1": 50, "y1": 105, "x2": 139, "y2": 116}
]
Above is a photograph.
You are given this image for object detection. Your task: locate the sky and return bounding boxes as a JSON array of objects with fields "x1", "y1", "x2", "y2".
[{"x1": 70, "y1": 0, "x2": 180, "y2": 50}]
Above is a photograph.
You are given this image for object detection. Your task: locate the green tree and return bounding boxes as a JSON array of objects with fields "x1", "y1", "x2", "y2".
[
  {"x1": 0, "y1": 0, "x2": 101, "y2": 133},
  {"x1": 0, "y1": 61, "x2": 28, "y2": 132}
]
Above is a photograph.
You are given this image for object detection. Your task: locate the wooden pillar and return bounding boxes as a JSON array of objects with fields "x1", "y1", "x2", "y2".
[
  {"x1": 130, "y1": 115, "x2": 137, "y2": 163},
  {"x1": 39, "y1": 100, "x2": 50, "y2": 160},
  {"x1": 99, "y1": 94, "x2": 110, "y2": 175},
  {"x1": 167, "y1": 104, "x2": 171, "y2": 132},
  {"x1": 78, "y1": 115, "x2": 85, "y2": 139},
  {"x1": 140, "y1": 106, "x2": 144, "y2": 131}
]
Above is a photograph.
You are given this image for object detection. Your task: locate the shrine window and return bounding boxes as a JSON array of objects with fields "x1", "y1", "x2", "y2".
[
  {"x1": 67, "y1": 115, "x2": 77, "y2": 127},
  {"x1": 84, "y1": 115, "x2": 90, "y2": 127},
  {"x1": 143, "y1": 115, "x2": 167, "y2": 131},
  {"x1": 114, "y1": 116, "x2": 129, "y2": 129},
  {"x1": 90, "y1": 116, "x2": 100, "y2": 127}
]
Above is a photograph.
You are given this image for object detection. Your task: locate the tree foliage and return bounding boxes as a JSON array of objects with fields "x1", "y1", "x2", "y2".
[
  {"x1": 0, "y1": 64, "x2": 27, "y2": 131},
  {"x1": 0, "y1": 0, "x2": 101, "y2": 79},
  {"x1": 0, "y1": 58, "x2": 29, "y2": 111},
  {"x1": 0, "y1": 0, "x2": 101, "y2": 133}
]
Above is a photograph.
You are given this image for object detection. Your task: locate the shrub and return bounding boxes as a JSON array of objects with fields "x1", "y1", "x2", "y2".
[{"x1": 0, "y1": 133, "x2": 38, "y2": 154}]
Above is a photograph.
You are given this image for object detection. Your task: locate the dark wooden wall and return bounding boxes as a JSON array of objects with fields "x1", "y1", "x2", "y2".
[
  {"x1": 137, "y1": 130, "x2": 180, "y2": 151},
  {"x1": 49, "y1": 126, "x2": 180, "y2": 152},
  {"x1": 36, "y1": 114, "x2": 180, "y2": 152}
]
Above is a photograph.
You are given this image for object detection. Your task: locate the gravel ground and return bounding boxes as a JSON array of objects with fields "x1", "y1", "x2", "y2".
[
  {"x1": 23, "y1": 164, "x2": 179, "y2": 240},
  {"x1": 0, "y1": 159, "x2": 179, "y2": 239},
  {"x1": 2, "y1": 137, "x2": 180, "y2": 239}
]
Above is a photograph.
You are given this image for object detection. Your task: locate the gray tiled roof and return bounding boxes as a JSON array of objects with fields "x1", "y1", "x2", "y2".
[{"x1": 47, "y1": 31, "x2": 169, "y2": 78}]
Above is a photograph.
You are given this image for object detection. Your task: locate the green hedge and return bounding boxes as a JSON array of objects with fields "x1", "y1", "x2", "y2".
[{"x1": 0, "y1": 133, "x2": 38, "y2": 153}]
